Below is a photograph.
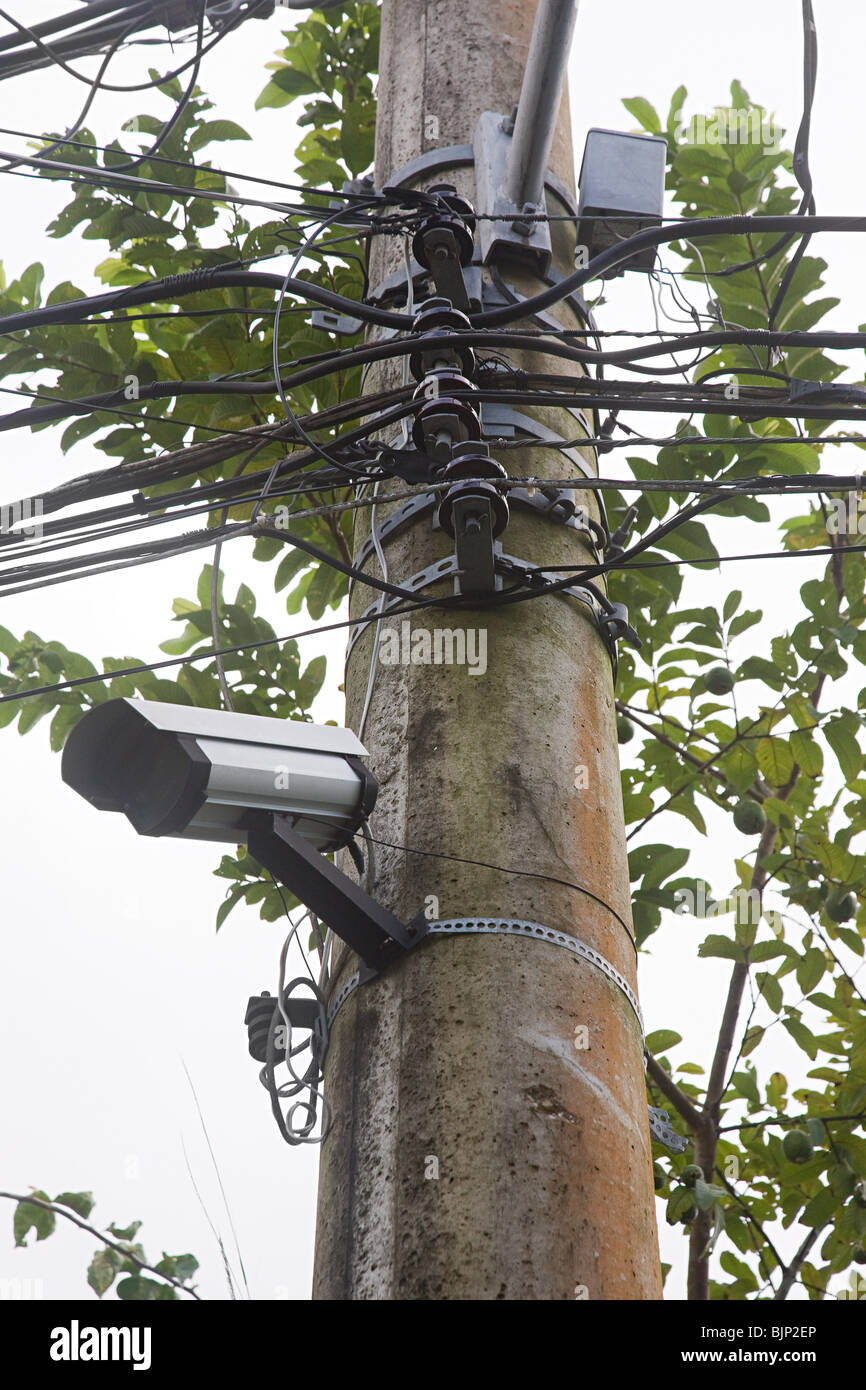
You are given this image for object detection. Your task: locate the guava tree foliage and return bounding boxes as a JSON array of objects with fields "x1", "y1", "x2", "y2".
[
  {"x1": 612, "y1": 84, "x2": 866, "y2": 1300},
  {"x1": 1, "y1": 0, "x2": 864, "y2": 1300},
  {"x1": 6, "y1": 1188, "x2": 199, "y2": 1299}
]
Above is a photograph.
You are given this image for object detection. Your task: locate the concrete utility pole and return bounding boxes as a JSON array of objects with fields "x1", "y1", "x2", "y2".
[{"x1": 313, "y1": 0, "x2": 662, "y2": 1300}]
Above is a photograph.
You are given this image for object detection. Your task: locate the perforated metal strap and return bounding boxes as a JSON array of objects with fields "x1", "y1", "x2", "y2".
[
  {"x1": 351, "y1": 479, "x2": 604, "y2": 578},
  {"x1": 344, "y1": 549, "x2": 619, "y2": 667},
  {"x1": 326, "y1": 916, "x2": 643, "y2": 1033}
]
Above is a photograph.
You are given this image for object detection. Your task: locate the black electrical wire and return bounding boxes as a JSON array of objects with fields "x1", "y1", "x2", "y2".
[
  {"x1": 0, "y1": 2, "x2": 132, "y2": 57},
  {"x1": 709, "y1": 1, "x2": 818, "y2": 285},
  {"x1": 0, "y1": 412, "x2": 409, "y2": 567},
  {"x1": 469, "y1": 377, "x2": 866, "y2": 425},
  {"x1": 0, "y1": 0, "x2": 271, "y2": 85},
  {"x1": 357, "y1": 832, "x2": 637, "y2": 954},
  {"x1": 766, "y1": 0, "x2": 818, "y2": 335},
  {"x1": 470, "y1": 215, "x2": 866, "y2": 329},
  {"x1": 0, "y1": 500, "x2": 425, "y2": 601},
  {"x1": 0, "y1": 261, "x2": 406, "y2": 337},
  {"x1": 0, "y1": 593, "x2": 460, "y2": 705},
  {"x1": 7, "y1": 323, "x2": 864, "y2": 438},
  {"x1": 0, "y1": 19, "x2": 135, "y2": 175},
  {"x1": 100, "y1": 0, "x2": 208, "y2": 177},
  {"x1": 3, "y1": 455, "x2": 859, "y2": 574},
  {"x1": 0, "y1": 5, "x2": 151, "y2": 80},
  {"x1": 6, "y1": 520, "x2": 866, "y2": 708},
  {"x1": 482, "y1": 492, "x2": 735, "y2": 613},
  {"x1": 264, "y1": 196, "x2": 384, "y2": 488},
  {"x1": 0, "y1": 122, "x2": 370, "y2": 203},
  {"x1": 10, "y1": 466, "x2": 866, "y2": 571},
  {"x1": 0, "y1": 380, "x2": 315, "y2": 446},
  {"x1": 0, "y1": 387, "x2": 409, "y2": 520},
  {"x1": 0, "y1": 143, "x2": 340, "y2": 218}
]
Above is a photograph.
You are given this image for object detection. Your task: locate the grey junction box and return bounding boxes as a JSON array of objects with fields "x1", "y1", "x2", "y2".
[{"x1": 576, "y1": 127, "x2": 667, "y2": 274}]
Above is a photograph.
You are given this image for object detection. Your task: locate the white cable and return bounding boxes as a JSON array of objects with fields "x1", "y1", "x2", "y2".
[{"x1": 273, "y1": 912, "x2": 332, "y2": 1143}]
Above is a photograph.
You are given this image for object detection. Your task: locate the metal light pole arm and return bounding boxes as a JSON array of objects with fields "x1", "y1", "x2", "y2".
[{"x1": 504, "y1": 0, "x2": 580, "y2": 212}]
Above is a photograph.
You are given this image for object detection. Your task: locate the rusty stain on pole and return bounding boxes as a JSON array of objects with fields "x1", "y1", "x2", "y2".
[{"x1": 312, "y1": 0, "x2": 663, "y2": 1301}]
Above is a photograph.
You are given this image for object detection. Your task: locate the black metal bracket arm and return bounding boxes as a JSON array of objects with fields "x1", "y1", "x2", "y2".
[{"x1": 247, "y1": 812, "x2": 428, "y2": 972}]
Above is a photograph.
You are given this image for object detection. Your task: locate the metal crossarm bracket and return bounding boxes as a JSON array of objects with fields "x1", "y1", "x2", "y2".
[{"x1": 247, "y1": 812, "x2": 428, "y2": 972}]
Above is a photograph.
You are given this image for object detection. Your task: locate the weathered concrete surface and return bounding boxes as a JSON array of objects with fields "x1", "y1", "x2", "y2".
[{"x1": 312, "y1": 0, "x2": 662, "y2": 1301}]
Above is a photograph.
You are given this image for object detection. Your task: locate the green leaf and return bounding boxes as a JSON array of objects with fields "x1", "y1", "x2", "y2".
[
  {"x1": 783, "y1": 1016, "x2": 819, "y2": 1060},
  {"x1": 54, "y1": 1190, "x2": 95, "y2": 1219},
  {"x1": 800, "y1": 1185, "x2": 838, "y2": 1228},
  {"x1": 296, "y1": 653, "x2": 327, "y2": 709},
  {"x1": 87, "y1": 1248, "x2": 120, "y2": 1298},
  {"x1": 155, "y1": 1252, "x2": 198, "y2": 1282},
  {"x1": 756, "y1": 737, "x2": 794, "y2": 787},
  {"x1": 116, "y1": 1275, "x2": 177, "y2": 1301},
  {"x1": 791, "y1": 729, "x2": 823, "y2": 777},
  {"x1": 666, "y1": 1187, "x2": 697, "y2": 1223},
  {"x1": 728, "y1": 610, "x2": 762, "y2": 638},
  {"x1": 215, "y1": 883, "x2": 246, "y2": 931},
  {"x1": 188, "y1": 120, "x2": 250, "y2": 151},
  {"x1": 622, "y1": 96, "x2": 662, "y2": 134},
  {"x1": 740, "y1": 1025, "x2": 764, "y2": 1056},
  {"x1": 756, "y1": 971, "x2": 783, "y2": 1014},
  {"x1": 748, "y1": 941, "x2": 790, "y2": 963},
  {"x1": 13, "y1": 1192, "x2": 55, "y2": 1247},
  {"x1": 107, "y1": 1221, "x2": 142, "y2": 1242},
  {"x1": 796, "y1": 948, "x2": 826, "y2": 995},
  {"x1": 698, "y1": 934, "x2": 745, "y2": 961},
  {"x1": 340, "y1": 99, "x2": 374, "y2": 175},
  {"x1": 645, "y1": 1029, "x2": 682, "y2": 1054},
  {"x1": 694, "y1": 1177, "x2": 727, "y2": 1210},
  {"x1": 824, "y1": 714, "x2": 862, "y2": 782}
]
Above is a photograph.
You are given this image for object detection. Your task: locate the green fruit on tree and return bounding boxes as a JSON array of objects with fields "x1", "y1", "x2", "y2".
[
  {"x1": 825, "y1": 888, "x2": 857, "y2": 923},
  {"x1": 782, "y1": 1129, "x2": 813, "y2": 1164},
  {"x1": 853, "y1": 1249, "x2": 866, "y2": 1265},
  {"x1": 733, "y1": 799, "x2": 767, "y2": 836},
  {"x1": 681, "y1": 1164, "x2": 703, "y2": 1188},
  {"x1": 617, "y1": 715, "x2": 634, "y2": 744},
  {"x1": 705, "y1": 667, "x2": 735, "y2": 696}
]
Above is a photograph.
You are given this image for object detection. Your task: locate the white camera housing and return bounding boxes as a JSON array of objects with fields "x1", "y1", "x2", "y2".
[{"x1": 61, "y1": 698, "x2": 376, "y2": 851}]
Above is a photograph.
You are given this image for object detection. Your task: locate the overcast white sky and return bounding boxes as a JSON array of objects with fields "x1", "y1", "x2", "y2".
[{"x1": 2, "y1": 0, "x2": 865, "y2": 1303}]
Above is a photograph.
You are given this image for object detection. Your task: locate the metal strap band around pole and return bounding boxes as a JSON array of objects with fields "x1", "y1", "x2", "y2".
[{"x1": 326, "y1": 916, "x2": 643, "y2": 1034}]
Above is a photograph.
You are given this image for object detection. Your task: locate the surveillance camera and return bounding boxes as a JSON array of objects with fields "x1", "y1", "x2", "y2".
[{"x1": 61, "y1": 698, "x2": 376, "y2": 851}]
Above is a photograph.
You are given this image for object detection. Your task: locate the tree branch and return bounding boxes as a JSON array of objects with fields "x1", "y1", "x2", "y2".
[
  {"x1": 0, "y1": 1192, "x2": 200, "y2": 1300},
  {"x1": 645, "y1": 1051, "x2": 703, "y2": 1130},
  {"x1": 773, "y1": 1224, "x2": 827, "y2": 1301}
]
